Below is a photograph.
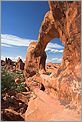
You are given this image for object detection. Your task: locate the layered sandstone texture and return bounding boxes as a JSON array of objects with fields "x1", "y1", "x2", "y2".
[
  {"x1": 24, "y1": 1, "x2": 81, "y2": 121},
  {"x1": 24, "y1": 42, "x2": 47, "y2": 78}
]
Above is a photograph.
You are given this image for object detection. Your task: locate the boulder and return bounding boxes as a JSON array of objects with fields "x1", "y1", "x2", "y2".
[{"x1": 25, "y1": 74, "x2": 45, "y2": 92}]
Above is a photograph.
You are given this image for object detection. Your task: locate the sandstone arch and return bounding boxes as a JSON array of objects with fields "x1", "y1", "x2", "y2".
[
  {"x1": 24, "y1": 1, "x2": 80, "y2": 78},
  {"x1": 24, "y1": 3, "x2": 81, "y2": 115},
  {"x1": 24, "y1": 1, "x2": 81, "y2": 109}
]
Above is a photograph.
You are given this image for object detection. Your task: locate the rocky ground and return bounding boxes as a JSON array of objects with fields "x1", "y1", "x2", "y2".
[
  {"x1": 1, "y1": 91, "x2": 29, "y2": 121},
  {"x1": 1, "y1": 62, "x2": 81, "y2": 121},
  {"x1": 25, "y1": 88, "x2": 80, "y2": 121},
  {"x1": 25, "y1": 70, "x2": 81, "y2": 121},
  {"x1": 1, "y1": 65, "x2": 31, "y2": 121}
]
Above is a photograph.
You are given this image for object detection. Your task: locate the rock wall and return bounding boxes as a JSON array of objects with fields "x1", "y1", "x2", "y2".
[
  {"x1": 24, "y1": 42, "x2": 47, "y2": 78},
  {"x1": 24, "y1": 1, "x2": 81, "y2": 108}
]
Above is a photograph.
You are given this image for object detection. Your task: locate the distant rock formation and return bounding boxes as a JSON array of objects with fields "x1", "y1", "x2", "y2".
[
  {"x1": 3, "y1": 58, "x2": 14, "y2": 71},
  {"x1": 24, "y1": 1, "x2": 81, "y2": 114},
  {"x1": 1, "y1": 57, "x2": 25, "y2": 72},
  {"x1": 1, "y1": 60, "x2": 5, "y2": 66},
  {"x1": 5, "y1": 58, "x2": 13, "y2": 65},
  {"x1": 16, "y1": 57, "x2": 24, "y2": 71}
]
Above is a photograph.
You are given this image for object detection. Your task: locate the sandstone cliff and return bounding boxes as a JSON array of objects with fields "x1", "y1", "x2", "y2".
[{"x1": 24, "y1": 1, "x2": 81, "y2": 120}]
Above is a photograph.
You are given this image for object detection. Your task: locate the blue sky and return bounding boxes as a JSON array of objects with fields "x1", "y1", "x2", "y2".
[{"x1": 1, "y1": 1, "x2": 64, "y2": 63}]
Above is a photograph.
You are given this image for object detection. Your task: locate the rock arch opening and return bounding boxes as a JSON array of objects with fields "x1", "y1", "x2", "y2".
[
  {"x1": 24, "y1": 1, "x2": 80, "y2": 80},
  {"x1": 45, "y1": 37, "x2": 64, "y2": 64}
]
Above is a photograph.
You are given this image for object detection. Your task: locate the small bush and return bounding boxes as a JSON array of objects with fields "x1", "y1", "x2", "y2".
[
  {"x1": 1, "y1": 67, "x2": 26, "y2": 93},
  {"x1": 1, "y1": 68, "x2": 15, "y2": 92},
  {"x1": 16, "y1": 83, "x2": 27, "y2": 92},
  {"x1": 46, "y1": 72, "x2": 52, "y2": 75}
]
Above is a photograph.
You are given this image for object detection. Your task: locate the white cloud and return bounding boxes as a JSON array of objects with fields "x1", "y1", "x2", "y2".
[
  {"x1": 1, "y1": 34, "x2": 64, "y2": 63},
  {"x1": 1, "y1": 43, "x2": 13, "y2": 47},
  {"x1": 45, "y1": 42, "x2": 64, "y2": 53},
  {"x1": 46, "y1": 57, "x2": 62, "y2": 63},
  {"x1": 46, "y1": 59, "x2": 50, "y2": 63},
  {"x1": 1, "y1": 34, "x2": 64, "y2": 54},
  {"x1": 46, "y1": 42, "x2": 64, "y2": 49},
  {"x1": 1, "y1": 56, "x2": 15, "y2": 61},
  {"x1": 52, "y1": 58, "x2": 62, "y2": 62},
  {"x1": 46, "y1": 48, "x2": 63, "y2": 53},
  {"x1": 1, "y1": 56, "x2": 5, "y2": 60},
  {"x1": 1, "y1": 34, "x2": 36, "y2": 47}
]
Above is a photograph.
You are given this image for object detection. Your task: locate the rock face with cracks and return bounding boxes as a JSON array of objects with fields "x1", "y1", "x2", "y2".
[
  {"x1": 24, "y1": 42, "x2": 47, "y2": 78},
  {"x1": 24, "y1": 1, "x2": 81, "y2": 121}
]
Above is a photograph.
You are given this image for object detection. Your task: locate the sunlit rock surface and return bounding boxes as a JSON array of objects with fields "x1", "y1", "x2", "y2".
[{"x1": 24, "y1": 1, "x2": 81, "y2": 121}]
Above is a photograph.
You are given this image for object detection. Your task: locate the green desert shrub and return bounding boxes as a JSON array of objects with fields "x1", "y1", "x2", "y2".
[
  {"x1": 1, "y1": 68, "x2": 16, "y2": 92},
  {"x1": 46, "y1": 72, "x2": 52, "y2": 75},
  {"x1": 1, "y1": 67, "x2": 26, "y2": 93},
  {"x1": 16, "y1": 83, "x2": 27, "y2": 92}
]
